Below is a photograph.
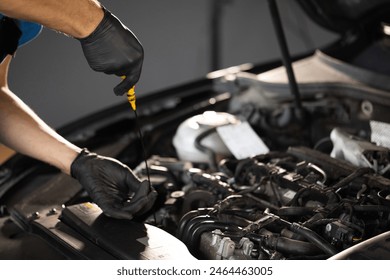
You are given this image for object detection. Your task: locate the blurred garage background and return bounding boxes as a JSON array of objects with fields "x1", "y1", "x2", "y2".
[{"x1": 7, "y1": 0, "x2": 337, "y2": 129}]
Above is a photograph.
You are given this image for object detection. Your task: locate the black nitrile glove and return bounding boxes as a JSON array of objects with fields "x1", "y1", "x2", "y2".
[
  {"x1": 78, "y1": 8, "x2": 144, "y2": 96},
  {"x1": 70, "y1": 149, "x2": 157, "y2": 220}
]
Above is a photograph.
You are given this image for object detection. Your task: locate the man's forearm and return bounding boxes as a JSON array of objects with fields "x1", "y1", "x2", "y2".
[
  {"x1": 0, "y1": 0, "x2": 104, "y2": 38},
  {"x1": 0, "y1": 56, "x2": 81, "y2": 174}
]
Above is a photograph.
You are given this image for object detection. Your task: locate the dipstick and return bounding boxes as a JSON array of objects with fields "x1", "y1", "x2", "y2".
[{"x1": 124, "y1": 83, "x2": 156, "y2": 224}]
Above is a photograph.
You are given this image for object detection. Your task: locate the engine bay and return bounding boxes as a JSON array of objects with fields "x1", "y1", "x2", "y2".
[
  {"x1": 2, "y1": 47, "x2": 390, "y2": 260},
  {"x1": 126, "y1": 49, "x2": 390, "y2": 260},
  {"x1": 132, "y1": 146, "x2": 390, "y2": 259}
]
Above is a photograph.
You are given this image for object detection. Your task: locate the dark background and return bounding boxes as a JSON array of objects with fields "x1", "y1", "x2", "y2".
[{"x1": 8, "y1": 0, "x2": 337, "y2": 128}]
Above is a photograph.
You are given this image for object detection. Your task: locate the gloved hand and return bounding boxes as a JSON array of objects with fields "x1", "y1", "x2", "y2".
[
  {"x1": 70, "y1": 148, "x2": 157, "y2": 220},
  {"x1": 78, "y1": 8, "x2": 144, "y2": 96}
]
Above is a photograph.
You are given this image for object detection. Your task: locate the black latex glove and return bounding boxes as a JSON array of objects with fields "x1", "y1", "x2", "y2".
[
  {"x1": 70, "y1": 149, "x2": 156, "y2": 220},
  {"x1": 78, "y1": 8, "x2": 144, "y2": 96}
]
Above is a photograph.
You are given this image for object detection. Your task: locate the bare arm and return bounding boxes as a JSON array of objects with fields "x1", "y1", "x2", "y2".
[
  {"x1": 0, "y1": 0, "x2": 104, "y2": 38},
  {"x1": 0, "y1": 1, "x2": 153, "y2": 219},
  {"x1": 0, "y1": 56, "x2": 81, "y2": 174}
]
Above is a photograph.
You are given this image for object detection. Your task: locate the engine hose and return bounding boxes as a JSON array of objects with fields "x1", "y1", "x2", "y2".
[
  {"x1": 280, "y1": 228, "x2": 306, "y2": 241},
  {"x1": 302, "y1": 212, "x2": 327, "y2": 228},
  {"x1": 236, "y1": 183, "x2": 262, "y2": 195},
  {"x1": 287, "y1": 188, "x2": 311, "y2": 206},
  {"x1": 246, "y1": 232, "x2": 262, "y2": 243},
  {"x1": 304, "y1": 218, "x2": 338, "y2": 229},
  {"x1": 287, "y1": 188, "x2": 324, "y2": 207},
  {"x1": 264, "y1": 235, "x2": 322, "y2": 256},
  {"x1": 234, "y1": 158, "x2": 257, "y2": 184},
  {"x1": 245, "y1": 193, "x2": 280, "y2": 211},
  {"x1": 328, "y1": 167, "x2": 373, "y2": 191},
  {"x1": 194, "y1": 127, "x2": 218, "y2": 170},
  {"x1": 277, "y1": 206, "x2": 316, "y2": 217},
  {"x1": 181, "y1": 215, "x2": 217, "y2": 243},
  {"x1": 218, "y1": 213, "x2": 252, "y2": 227},
  {"x1": 188, "y1": 221, "x2": 242, "y2": 254},
  {"x1": 342, "y1": 220, "x2": 364, "y2": 234},
  {"x1": 177, "y1": 209, "x2": 212, "y2": 239},
  {"x1": 353, "y1": 205, "x2": 390, "y2": 212},
  {"x1": 290, "y1": 222, "x2": 338, "y2": 256},
  {"x1": 326, "y1": 191, "x2": 340, "y2": 204},
  {"x1": 344, "y1": 202, "x2": 354, "y2": 222},
  {"x1": 246, "y1": 164, "x2": 269, "y2": 182},
  {"x1": 258, "y1": 228, "x2": 274, "y2": 236}
]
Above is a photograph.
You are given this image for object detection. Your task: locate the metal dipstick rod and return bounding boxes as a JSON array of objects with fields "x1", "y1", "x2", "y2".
[{"x1": 126, "y1": 86, "x2": 156, "y2": 225}]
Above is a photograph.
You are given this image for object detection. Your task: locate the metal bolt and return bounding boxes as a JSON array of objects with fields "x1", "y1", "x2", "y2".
[
  {"x1": 48, "y1": 208, "x2": 57, "y2": 215},
  {"x1": 361, "y1": 100, "x2": 373, "y2": 117},
  {"x1": 31, "y1": 212, "x2": 40, "y2": 219}
]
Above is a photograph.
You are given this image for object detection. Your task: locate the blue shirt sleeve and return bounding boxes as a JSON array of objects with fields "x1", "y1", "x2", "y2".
[
  {"x1": 17, "y1": 19, "x2": 43, "y2": 47},
  {"x1": 0, "y1": 13, "x2": 42, "y2": 47}
]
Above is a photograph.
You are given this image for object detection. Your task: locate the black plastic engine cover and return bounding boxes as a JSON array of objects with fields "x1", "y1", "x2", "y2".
[{"x1": 61, "y1": 202, "x2": 196, "y2": 260}]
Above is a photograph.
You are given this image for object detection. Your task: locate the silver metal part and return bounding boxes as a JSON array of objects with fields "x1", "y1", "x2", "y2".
[
  {"x1": 370, "y1": 120, "x2": 390, "y2": 149},
  {"x1": 199, "y1": 230, "x2": 253, "y2": 260},
  {"x1": 330, "y1": 127, "x2": 390, "y2": 173}
]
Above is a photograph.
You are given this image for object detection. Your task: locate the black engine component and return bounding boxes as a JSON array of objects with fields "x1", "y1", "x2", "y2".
[{"x1": 135, "y1": 147, "x2": 390, "y2": 260}]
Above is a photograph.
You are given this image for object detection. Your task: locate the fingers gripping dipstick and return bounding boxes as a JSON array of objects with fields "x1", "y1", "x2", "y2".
[{"x1": 120, "y1": 76, "x2": 137, "y2": 111}]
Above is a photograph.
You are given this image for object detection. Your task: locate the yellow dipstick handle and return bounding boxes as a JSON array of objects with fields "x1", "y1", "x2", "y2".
[
  {"x1": 127, "y1": 86, "x2": 136, "y2": 111},
  {"x1": 121, "y1": 76, "x2": 137, "y2": 111}
]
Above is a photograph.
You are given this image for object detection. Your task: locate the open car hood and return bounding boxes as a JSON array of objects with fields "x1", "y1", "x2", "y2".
[{"x1": 298, "y1": 0, "x2": 390, "y2": 34}]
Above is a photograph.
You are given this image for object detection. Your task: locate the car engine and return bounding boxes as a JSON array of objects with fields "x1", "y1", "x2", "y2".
[
  {"x1": 124, "y1": 79, "x2": 390, "y2": 260},
  {"x1": 107, "y1": 44, "x2": 388, "y2": 260},
  {"x1": 132, "y1": 135, "x2": 390, "y2": 260}
]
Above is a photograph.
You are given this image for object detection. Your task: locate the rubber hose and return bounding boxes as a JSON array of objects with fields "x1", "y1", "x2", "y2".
[
  {"x1": 280, "y1": 228, "x2": 306, "y2": 241},
  {"x1": 278, "y1": 206, "x2": 315, "y2": 216},
  {"x1": 181, "y1": 215, "x2": 216, "y2": 243},
  {"x1": 265, "y1": 235, "x2": 322, "y2": 256},
  {"x1": 194, "y1": 127, "x2": 218, "y2": 170},
  {"x1": 353, "y1": 205, "x2": 390, "y2": 212},
  {"x1": 177, "y1": 209, "x2": 211, "y2": 239},
  {"x1": 290, "y1": 223, "x2": 338, "y2": 256}
]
